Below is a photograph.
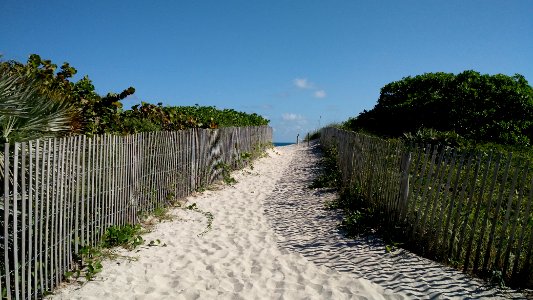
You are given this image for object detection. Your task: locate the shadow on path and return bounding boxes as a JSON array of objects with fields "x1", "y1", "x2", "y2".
[{"x1": 264, "y1": 142, "x2": 526, "y2": 300}]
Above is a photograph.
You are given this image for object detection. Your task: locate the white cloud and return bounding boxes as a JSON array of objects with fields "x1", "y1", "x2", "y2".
[
  {"x1": 282, "y1": 113, "x2": 303, "y2": 121},
  {"x1": 293, "y1": 78, "x2": 327, "y2": 99},
  {"x1": 293, "y1": 78, "x2": 314, "y2": 89},
  {"x1": 314, "y1": 90, "x2": 326, "y2": 98}
]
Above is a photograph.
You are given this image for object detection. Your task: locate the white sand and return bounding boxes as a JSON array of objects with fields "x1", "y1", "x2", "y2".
[
  {"x1": 51, "y1": 145, "x2": 403, "y2": 300},
  {"x1": 51, "y1": 143, "x2": 524, "y2": 299}
]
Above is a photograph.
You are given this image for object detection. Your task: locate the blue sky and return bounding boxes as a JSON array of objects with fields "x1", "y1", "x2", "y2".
[{"x1": 1, "y1": 1, "x2": 532, "y2": 142}]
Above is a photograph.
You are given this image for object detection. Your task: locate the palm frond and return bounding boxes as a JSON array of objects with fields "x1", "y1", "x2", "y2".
[{"x1": 0, "y1": 65, "x2": 75, "y2": 181}]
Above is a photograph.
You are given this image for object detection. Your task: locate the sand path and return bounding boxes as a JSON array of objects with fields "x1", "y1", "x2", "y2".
[
  {"x1": 51, "y1": 143, "x2": 524, "y2": 299},
  {"x1": 52, "y1": 144, "x2": 403, "y2": 299}
]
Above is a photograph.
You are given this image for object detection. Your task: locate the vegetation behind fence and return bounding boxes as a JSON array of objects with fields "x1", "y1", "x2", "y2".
[
  {"x1": 320, "y1": 127, "x2": 533, "y2": 288},
  {"x1": 0, "y1": 125, "x2": 272, "y2": 299}
]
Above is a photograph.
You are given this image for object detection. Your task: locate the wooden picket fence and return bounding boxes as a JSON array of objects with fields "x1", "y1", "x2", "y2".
[
  {"x1": 0, "y1": 126, "x2": 272, "y2": 299},
  {"x1": 320, "y1": 127, "x2": 533, "y2": 288}
]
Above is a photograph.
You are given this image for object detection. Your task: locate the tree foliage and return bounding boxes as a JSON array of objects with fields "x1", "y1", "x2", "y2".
[
  {"x1": 0, "y1": 54, "x2": 269, "y2": 139},
  {"x1": 345, "y1": 71, "x2": 533, "y2": 147},
  {"x1": 0, "y1": 64, "x2": 73, "y2": 143},
  {"x1": 117, "y1": 103, "x2": 269, "y2": 134},
  {"x1": 0, "y1": 54, "x2": 136, "y2": 136}
]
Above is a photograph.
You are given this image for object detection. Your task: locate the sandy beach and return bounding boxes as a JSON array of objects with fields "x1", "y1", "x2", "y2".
[{"x1": 50, "y1": 143, "x2": 523, "y2": 300}]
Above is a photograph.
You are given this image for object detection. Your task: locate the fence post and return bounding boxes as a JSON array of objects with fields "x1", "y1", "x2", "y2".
[{"x1": 3, "y1": 143, "x2": 11, "y2": 297}]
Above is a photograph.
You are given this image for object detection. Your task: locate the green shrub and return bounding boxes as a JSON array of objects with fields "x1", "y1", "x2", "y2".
[
  {"x1": 100, "y1": 224, "x2": 144, "y2": 250},
  {"x1": 346, "y1": 71, "x2": 533, "y2": 147},
  {"x1": 1, "y1": 54, "x2": 269, "y2": 136},
  {"x1": 309, "y1": 146, "x2": 340, "y2": 189}
]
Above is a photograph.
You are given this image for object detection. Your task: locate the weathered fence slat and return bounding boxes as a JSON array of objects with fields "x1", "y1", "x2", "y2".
[
  {"x1": 28, "y1": 141, "x2": 34, "y2": 300},
  {"x1": 129, "y1": 135, "x2": 135, "y2": 224},
  {"x1": 447, "y1": 153, "x2": 474, "y2": 262},
  {"x1": 413, "y1": 145, "x2": 439, "y2": 238},
  {"x1": 502, "y1": 164, "x2": 529, "y2": 276},
  {"x1": 494, "y1": 164, "x2": 521, "y2": 268},
  {"x1": 431, "y1": 150, "x2": 457, "y2": 254},
  {"x1": 117, "y1": 135, "x2": 125, "y2": 227},
  {"x1": 398, "y1": 152, "x2": 411, "y2": 221},
  {"x1": 52, "y1": 138, "x2": 60, "y2": 286},
  {"x1": 103, "y1": 135, "x2": 110, "y2": 231},
  {"x1": 463, "y1": 152, "x2": 493, "y2": 272},
  {"x1": 456, "y1": 154, "x2": 482, "y2": 266},
  {"x1": 76, "y1": 135, "x2": 84, "y2": 252},
  {"x1": 102, "y1": 134, "x2": 108, "y2": 234},
  {"x1": 14, "y1": 143, "x2": 20, "y2": 299},
  {"x1": 520, "y1": 223, "x2": 533, "y2": 284},
  {"x1": 408, "y1": 145, "x2": 431, "y2": 229},
  {"x1": 420, "y1": 147, "x2": 447, "y2": 237},
  {"x1": 424, "y1": 148, "x2": 447, "y2": 232},
  {"x1": 512, "y1": 176, "x2": 533, "y2": 280},
  {"x1": 440, "y1": 152, "x2": 466, "y2": 256},
  {"x1": 403, "y1": 147, "x2": 422, "y2": 222},
  {"x1": 68, "y1": 137, "x2": 77, "y2": 270},
  {"x1": 38, "y1": 140, "x2": 47, "y2": 295},
  {"x1": 96, "y1": 135, "x2": 104, "y2": 241},
  {"x1": 472, "y1": 153, "x2": 502, "y2": 273},
  {"x1": 88, "y1": 137, "x2": 95, "y2": 247},
  {"x1": 483, "y1": 153, "x2": 513, "y2": 273},
  {"x1": 92, "y1": 136, "x2": 99, "y2": 244},
  {"x1": 45, "y1": 139, "x2": 54, "y2": 291},
  {"x1": 21, "y1": 143, "x2": 27, "y2": 300},
  {"x1": 4, "y1": 143, "x2": 11, "y2": 298},
  {"x1": 58, "y1": 138, "x2": 66, "y2": 286}
]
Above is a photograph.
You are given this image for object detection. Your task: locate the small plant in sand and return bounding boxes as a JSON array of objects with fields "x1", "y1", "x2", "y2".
[
  {"x1": 147, "y1": 239, "x2": 167, "y2": 247},
  {"x1": 490, "y1": 270, "x2": 506, "y2": 288},
  {"x1": 101, "y1": 224, "x2": 145, "y2": 250},
  {"x1": 385, "y1": 241, "x2": 404, "y2": 253},
  {"x1": 65, "y1": 224, "x2": 146, "y2": 284},
  {"x1": 66, "y1": 246, "x2": 104, "y2": 282},
  {"x1": 239, "y1": 152, "x2": 253, "y2": 168},
  {"x1": 305, "y1": 130, "x2": 321, "y2": 141},
  {"x1": 165, "y1": 190, "x2": 177, "y2": 203},
  {"x1": 309, "y1": 146, "x2": 340, "y2": 189},
  {"x1": 215, "y1": 162, "x2": 238, "y2": 185},
  {"x1": 152, "y1": 206, "x2": 168, "y2": 219},
  {"x1": 151, "y1": 205, "x2": 176, "y2": 222},
  {"x1": 186, "y1": 202, "x2": 214, "y2": 236}
]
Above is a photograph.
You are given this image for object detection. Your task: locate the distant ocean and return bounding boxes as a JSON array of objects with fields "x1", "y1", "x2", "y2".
[{"x1": 273, "y1": 142, "x2": 295, "y2": 147}]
